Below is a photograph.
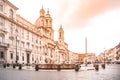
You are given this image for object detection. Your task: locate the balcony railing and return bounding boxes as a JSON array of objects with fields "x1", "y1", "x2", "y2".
[
  {"x1": 0, "y1": 42, "x2": 9, "y2": 47},
  {"x1": 25, "y1": 49, "x2": 32, "y2": 53},
  {"x1": 9, "y1": 33, "x2": 15, "y2": 39},
  {"x1": 0, "y1": 27, "x2": 7, "y2": 33}
]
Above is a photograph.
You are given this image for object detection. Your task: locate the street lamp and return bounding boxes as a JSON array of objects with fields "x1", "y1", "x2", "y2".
[
  {"x1": 104, "y1": 49, "x2": 105, "y2": 64},
  {"x1": 15, "y1": 29, "x2": 18, "y2": 64},
  {"x1": 102, "y1": 48, "x2": 106, "y2": 69}
]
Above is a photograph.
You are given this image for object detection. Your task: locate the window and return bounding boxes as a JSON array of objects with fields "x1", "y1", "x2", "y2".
[
  {"x1": 9, "y1": 39, "x2": 13, "y2": 45},
  {"x1": 22, "y1": 56, "x2": 24, "y2": 61},
  {"x1": 0, "y1": 17, "x2": 4, "y2": 27},
  {"x1": 31, "y1": 34, "x2": 34, "y2": 42},
  {"x1": 26, "y1": 43, "x2": 29, "y2": 49},
  {"x1": 0, "y1": 36, "x2": 3, "y2": 43},
  {"x1": 21, "y1": 42, "x2": 24, "y2": 48},
  {"x1": 36, "y1": 40, "x2": 38, "y2": 43},
  {"x1": 10, "y1": 23, "x2": 13, "y2": 34},
  {"x1": 0, "y1": 52, "x2": 4, "y2": 58},
  {"x1": 32, "y1": 45, "x2": 34, "y2": 49},
  {"x1": 0, "y1": 3, "x2": 3, "y2": 12},
  {"x1": 32, "y1": 54, "x2": 34, "y2": 61},
  {"x1": 22, "y1": 53, "x2": 24, "y2": 61},
  {"x1": 40, "y1": 56, "x2": 41, "y2": 61},
  {"x1": 27, "y1": 31, "x2": 29, "y2": 40},
  {"x1": 16, "y1": 28, "x2": 20, "y2": 36},
  {"x1": 10, "y1": 53, "x2": 13, "y2": 59},
  {"x1": 39, "y1": 41, "x2": 41, "y2": 45},
  {"x1": 46, "y1": 19, "x2": 48, "y2": 23},
  {"x1": 40, "y1": 47, "x2": 41, "y2": 51},
  {"x1": 17, "y1": 40, "x2": 19, "y2": 47},
  {"x1": 36, "y1": 46, "x2": 38, "y2": 51},
  {"x1": 22, "y1": 29, "x2": 24, "y2": 38},
  {"x1": 50, "y1": 20, "x2": 52, "y2": 25},
  {"x1": 10, "y1": 27, "x2": 13, "y2": 34},
  {"x1": 45, "y1": 58, "x2": 48, "y2": 63},
  {"x1": 9, "y1": 9, "x2": 13, "y2": 19},
  {"x1": 46, "y1": 19, "x2": 48, "y2": 26},
  {"x1": 59, "y1": 32, "x2": 61, "y2": 38}
]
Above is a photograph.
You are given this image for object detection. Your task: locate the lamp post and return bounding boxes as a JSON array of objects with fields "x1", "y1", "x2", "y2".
[
  {"x1": 104, "y1": 49, "x2": 105, "y2": 64},
  {"x1": 15, "y1": 29, "x2": 18, "y2": 64},
  {"x1": 102, "y1": 48, "x2": 106, "y2": 69}
]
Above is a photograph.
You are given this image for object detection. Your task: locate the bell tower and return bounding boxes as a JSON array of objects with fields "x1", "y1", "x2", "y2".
[
  {"x1": 45, "y1": 9, "x2": 52, "y2": 28},
  {"x1": 58, "y1": 24, "x2": 64, "y2": 43},
  {"x1": 45, "y1": 9, "x2": 54, "y2": 40}
]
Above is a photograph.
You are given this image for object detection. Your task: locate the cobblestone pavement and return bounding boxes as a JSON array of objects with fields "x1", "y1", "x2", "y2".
[{"x1": 0, "y1": 64, "x2": 120, "y2": 80}]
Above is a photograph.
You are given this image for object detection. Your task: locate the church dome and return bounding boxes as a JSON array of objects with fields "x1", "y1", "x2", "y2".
[
  {"x1": 40, "y1": 6, "x2": 45, "y2": 16},
  {"x1": 35, "y1": 6, "x2": 45, "y2": 27},
  {"x1": 35, "y1": 17, "x2": 44, "y2": 27}
]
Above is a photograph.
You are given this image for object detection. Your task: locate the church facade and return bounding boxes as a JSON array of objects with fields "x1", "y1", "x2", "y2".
[{"x1": 0, "y1": 0, "x2": 72, "y2": 64}]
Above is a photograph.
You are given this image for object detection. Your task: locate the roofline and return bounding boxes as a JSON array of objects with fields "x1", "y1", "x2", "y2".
[{"x1": 5, "y1": 0, "x2": 19, "y2": 10}]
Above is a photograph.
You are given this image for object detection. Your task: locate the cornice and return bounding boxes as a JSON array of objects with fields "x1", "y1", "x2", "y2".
[{"x1": 4, "y1": 0, "x2": 18, "y2": 10}]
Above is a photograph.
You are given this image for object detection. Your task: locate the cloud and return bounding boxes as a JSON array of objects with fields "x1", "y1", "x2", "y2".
[
  {"x1": 9, "y1": 0, "x2": 120, "y2": 30},
  {"x1": 75, "y1": 0, "x2": 120, "y2": 19},
  {"x1": 55, "y1": 0, "x2": 120, "y2": 29}
]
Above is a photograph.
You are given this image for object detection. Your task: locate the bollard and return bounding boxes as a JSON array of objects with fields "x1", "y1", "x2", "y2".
[
  {"x1": 79, "y1": 65, "x2": 81, "y2": 69},
  {"x1": 13, "y1": 64, "x2": 16, "y2": 69},
  {"x1": 35, "y1": 64, "x2": 39, "y2": 71},
  {"x1": 19, "y1": 64, "x2": 22, "y2": 70},
  {"x1": 94, "y1": 64, "x2": 99, "y2": 71},
  {"x1": 7, "y1": 63, "x2": 10, "y2": 67},
  {"x1": 3, "y1": 63, "x2": 6, "y2": 68},
  {"x1": 75, "y1": 64, "x2": 79, "y2": 72},
  {"x1": 57, "y1": 65, "x2": 61, "y2": 71},
  {"x1": 101, "y1": 64, "x2": 105, "y2": 69}
]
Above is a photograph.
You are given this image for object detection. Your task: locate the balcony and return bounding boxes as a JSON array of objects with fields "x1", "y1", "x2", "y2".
[
  {"x1": 9, "y1": 33, "x2": 15, "y2": 39},
  {"x1": 0, "y1": 42, "x2": 9, "y2": 48},
  {"x1": 25, "y1": 49, "x2": 32, "y2": 53},
  {"x1": 0, "y1": 27, "x2": 7, "y2": 34}
]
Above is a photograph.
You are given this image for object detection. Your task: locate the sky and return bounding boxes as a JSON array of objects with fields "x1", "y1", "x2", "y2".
[{"x1": 9, "y1": 0, "x2": 120, "y2": 55}]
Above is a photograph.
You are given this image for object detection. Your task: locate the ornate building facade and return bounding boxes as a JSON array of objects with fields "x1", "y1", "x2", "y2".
[
  {"x1": 98, "y1": 43, "x2": 120, "y2": 63},
  {"x1": 0, "y1": 0, "x2": 70, "y2": 64}
]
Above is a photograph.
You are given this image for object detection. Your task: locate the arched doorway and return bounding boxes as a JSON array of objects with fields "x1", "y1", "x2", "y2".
[{"x1": 0, "y1": 34, "x2": 7, "y2": 64}]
